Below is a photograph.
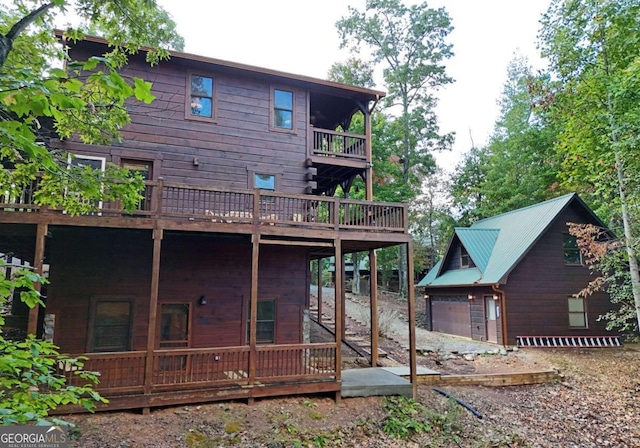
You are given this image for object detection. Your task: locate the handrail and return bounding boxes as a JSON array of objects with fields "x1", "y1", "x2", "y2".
[{"x1": 0, "y1": 176, "x2": 408, "y2": 232}]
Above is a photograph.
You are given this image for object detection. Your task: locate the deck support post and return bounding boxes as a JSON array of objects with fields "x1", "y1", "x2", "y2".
[
  {"x1": 27, "y1": 222, "x2": 48, "y2": 335},
  {"x1": 341, "y1": 254, "x2": 346, "y2": 340},
  {"x1": 317, "y1": 257, "x2": 323, "y2": 324},
  {"x1": 369, "y1": 249, "x2": 378, "y2": 367},
  {"x1": 334, "y1": 239, "x2": 343, "y2": 390},
  {"x1": 406, "y1": 241, "x2": 417, "y2": 399},
  {"x1": 144, "y1": 227, "x2": 163, "y2": 395},
  {"x1": 364, "y1": 106, "x2": 373, "y2": 201},
  {"x1": 248, "y1": 234, "x2": 259, "y2": 384}
]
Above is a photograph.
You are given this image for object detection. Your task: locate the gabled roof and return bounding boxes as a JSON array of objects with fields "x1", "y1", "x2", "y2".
[
  {"x1": 59, "y1": 32, "x2": 386, "y2": 102},
  {"x1": 455, "y1": 228, "x2": 500, "y2": 271},
  {"x1": 418, "y1": 193, "x2": 604, "y2": 287}
]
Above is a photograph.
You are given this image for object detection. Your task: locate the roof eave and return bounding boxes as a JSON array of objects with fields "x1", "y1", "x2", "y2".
[{"x1": 56, "y1": 30, "x2": 386, "y2": 102}]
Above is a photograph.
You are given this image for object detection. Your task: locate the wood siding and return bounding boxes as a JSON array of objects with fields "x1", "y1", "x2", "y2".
[
  {"x1": 426, "y1": 287, "x2": 497, "y2": 342},
  {"x1": 63, "y1": 49, "x2": 312, "y2": 195},
  {"x1": 502, "y1": 206, "x2": 612, "y2": 345},
  {"x1": 46, "y1": 227, "x2": 153, "y2": 352},
  {"x1": 45, "y1": 228, "x2": 309, "y2": 353}
]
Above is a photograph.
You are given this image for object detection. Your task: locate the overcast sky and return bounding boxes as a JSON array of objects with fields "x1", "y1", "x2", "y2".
[{"x1": 156, "y1": 0, "x2": 550, "y2": 170}]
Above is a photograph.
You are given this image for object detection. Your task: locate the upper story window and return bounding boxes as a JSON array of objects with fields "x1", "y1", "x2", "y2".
[
  {"x1": 186, "y1": 73, "x2": 215, "y2": 121},
  {"x1": 271, "y1": 87, "x2": 294, "y2": 131},
  {"x1": 563, "y1": 234, "x2": 582, "y2": 265},
  {"x1": 460, "y1": 246, "x2": 475, "y2": 268}
]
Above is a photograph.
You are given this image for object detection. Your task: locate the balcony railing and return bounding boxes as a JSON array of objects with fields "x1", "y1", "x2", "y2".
[
  {"x1": 57, "y1": 343, "x2": 337, "y2": 395},
  {"x1": 309, "y1": 127, "x2": 366, "y2": 160},
  {"x1": 0, "y1": 178, "x2": 408, "y2": 233}
]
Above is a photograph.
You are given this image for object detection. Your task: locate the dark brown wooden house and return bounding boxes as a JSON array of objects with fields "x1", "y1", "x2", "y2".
[
  {"x1": 0, "y1": 35, "x2": 417, "y2": 412},
  {"x1": 417, "y1": 194, "x2": 619, "y2": 347}
]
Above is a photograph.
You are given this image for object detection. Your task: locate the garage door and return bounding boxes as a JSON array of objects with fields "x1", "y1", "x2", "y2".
[{"x1": 431, "y1": 297, "x2": 471, "y2": 338}]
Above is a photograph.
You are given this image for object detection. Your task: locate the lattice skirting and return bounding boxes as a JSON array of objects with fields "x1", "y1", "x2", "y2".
[{"x1": 516, "y1": 335, "x2": 621, "y2": 348}]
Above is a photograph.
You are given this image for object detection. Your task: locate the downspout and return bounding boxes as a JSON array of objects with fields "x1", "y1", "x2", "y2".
[{"x1": 492, "y1": 284, "x2": 508, "y2": 347}]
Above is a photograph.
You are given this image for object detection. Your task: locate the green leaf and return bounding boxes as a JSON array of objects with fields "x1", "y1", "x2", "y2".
[{"x1": 134, "y1": 77, "x2": 155, "y2": 103}]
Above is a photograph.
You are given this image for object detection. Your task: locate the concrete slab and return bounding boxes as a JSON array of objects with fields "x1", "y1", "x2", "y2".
[
  {"x1": 341, "y1": 368, "x2": 413, "y2": 398},
  {"x1": 381, "y1": 366, "x2": 439, "y2": 376}
]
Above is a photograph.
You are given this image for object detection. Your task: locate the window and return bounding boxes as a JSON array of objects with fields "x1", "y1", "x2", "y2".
[
  {"x1": 254, "y1": 173, "x2": 276, "y2": 191},
  {"x1": 568, "y1": 296, "x2": 587, "y2": 328},
  {"x1": 247, "y1": 299, "x2": 276, "y2": 344},
  {"x1": 460, "y1": 246, "x2": 475, "y2": 268},
  {"x1": 69, "y1": 154, "x2": 106, "y2": 172},
  {"x1": 121, "y1": 159, "x2": 152, "y2": 211},
  {"x1": 272, "y1": 87, "x2": 294, "y2": 130},
  {"x1": 67, "y1": 154, "x2": 106, "y2": 213},
  {"x1": 89, "y1": 299, "x2": 132, "y2": 352},
  {"x1": 186, "y1": 73, "x2": 215, "y2": 121},
  {"x1": 563, "y1": 234, "x2": 582, "y2": 265},
  {"x1": 160, "y1": 303, "x2": 190, "y2": 348}
]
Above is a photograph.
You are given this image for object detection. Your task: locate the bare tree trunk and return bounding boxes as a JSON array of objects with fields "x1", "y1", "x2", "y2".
[
  {"x1": 614, "y1": 150, "x2": 640, "y2": 336},
  {"x1": 352, "y1": 252, "x2": 361, "y2": 295}
]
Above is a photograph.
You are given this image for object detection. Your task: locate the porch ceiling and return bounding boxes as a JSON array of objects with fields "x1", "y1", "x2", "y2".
[
  {"x1": 314, "y1": 164, "x2": 365, "y2": 195},
  {"x1": 0, "y1": 223, "x2": 38, "y2": 263}
]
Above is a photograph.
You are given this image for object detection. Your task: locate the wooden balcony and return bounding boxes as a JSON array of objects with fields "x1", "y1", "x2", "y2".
[
  {"x1": 308, "y1": 127, "x2": 366, "y2": 160},
  {"x1": 56, "y1": 343, "x2": 338, "y2": 411},
  {"x1": 0, "y1": 177, "x2": 408, "y2": 235}
]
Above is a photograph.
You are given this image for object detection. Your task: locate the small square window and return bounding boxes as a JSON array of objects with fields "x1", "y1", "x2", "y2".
[
  {"x1": 186, "y1": 73, "x2": 215, "y2": 121},
  {"x1": 568, "y1": 296, "x2": 587, "y2": 328},
  {"x1": 255, "y1": 173, "x2": 276, "y2": 191},
  {"x1": 272, "y1": 88, "x2": 294, "y2": 131},
  {"x1": 563, "y1": 234, "x2": 582, "y2": 265}
]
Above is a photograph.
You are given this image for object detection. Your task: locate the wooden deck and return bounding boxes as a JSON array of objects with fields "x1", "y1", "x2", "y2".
[
  {"x1": 0, "y1": 177, "x2": 407, "y2": 236},
  {"x1": 55, "y1": 343, "x2": 338, "y2": 412}
]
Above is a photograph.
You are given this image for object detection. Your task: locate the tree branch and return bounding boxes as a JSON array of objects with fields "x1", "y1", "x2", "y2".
[{"x1": 1, "y1": 2, "x2": 56, "y2": 70}]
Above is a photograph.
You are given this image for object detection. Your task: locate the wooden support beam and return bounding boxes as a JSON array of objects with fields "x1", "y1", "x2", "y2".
[
  {"x1": 406, "y1": 241, "x2": 417, "y2": 399},
  {"x1": 317, "y1": 257, "x2": 323, "y2": 324},
  {"x1": 432, "y1": 370, "x2": 560, "y2": 387},
  {"x1": 364, "y1": 108, "x2": 373, "y2": 201},
  {"x1": 27, "y1": 222, "x2": 48, "y2": 335},
  {"x1": 341, "y1": 253, "x2": 346, "y2": 341},
  {"x1": 369, "y1": 249, "x2": 378, "y2": 367},
  {"x1": 248, "y1": 234, "x2": 259, "y2": 383},
  {"x1": 144, "y1": 227, "x2": 163, "y2": 395},
  {"x1": 259, "y1": 239, "x2": 333, "y2": 247},
  {"x1": 334, "y1": 239, "x2": 343, "y2": 385}
]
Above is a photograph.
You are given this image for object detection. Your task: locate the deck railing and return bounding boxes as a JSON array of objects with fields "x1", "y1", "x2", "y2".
[
  {"x1": 309, "y1": 127, "x2": 366, "y2": 159},
  {"x1": 58, "y1": 343, "x2": 336, "y2": 394},
  {"x1": 0, "y1": 178, "x2": 407, "y2": 233}
]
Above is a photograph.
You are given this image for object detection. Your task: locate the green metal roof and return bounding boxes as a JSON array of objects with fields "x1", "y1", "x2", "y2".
[
  {"x1": 455, "y1": 228, "x2": 499, "y2": 271},
  {"x1": 419, "y1": 193, "x2": 593, "y2": 287}
]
